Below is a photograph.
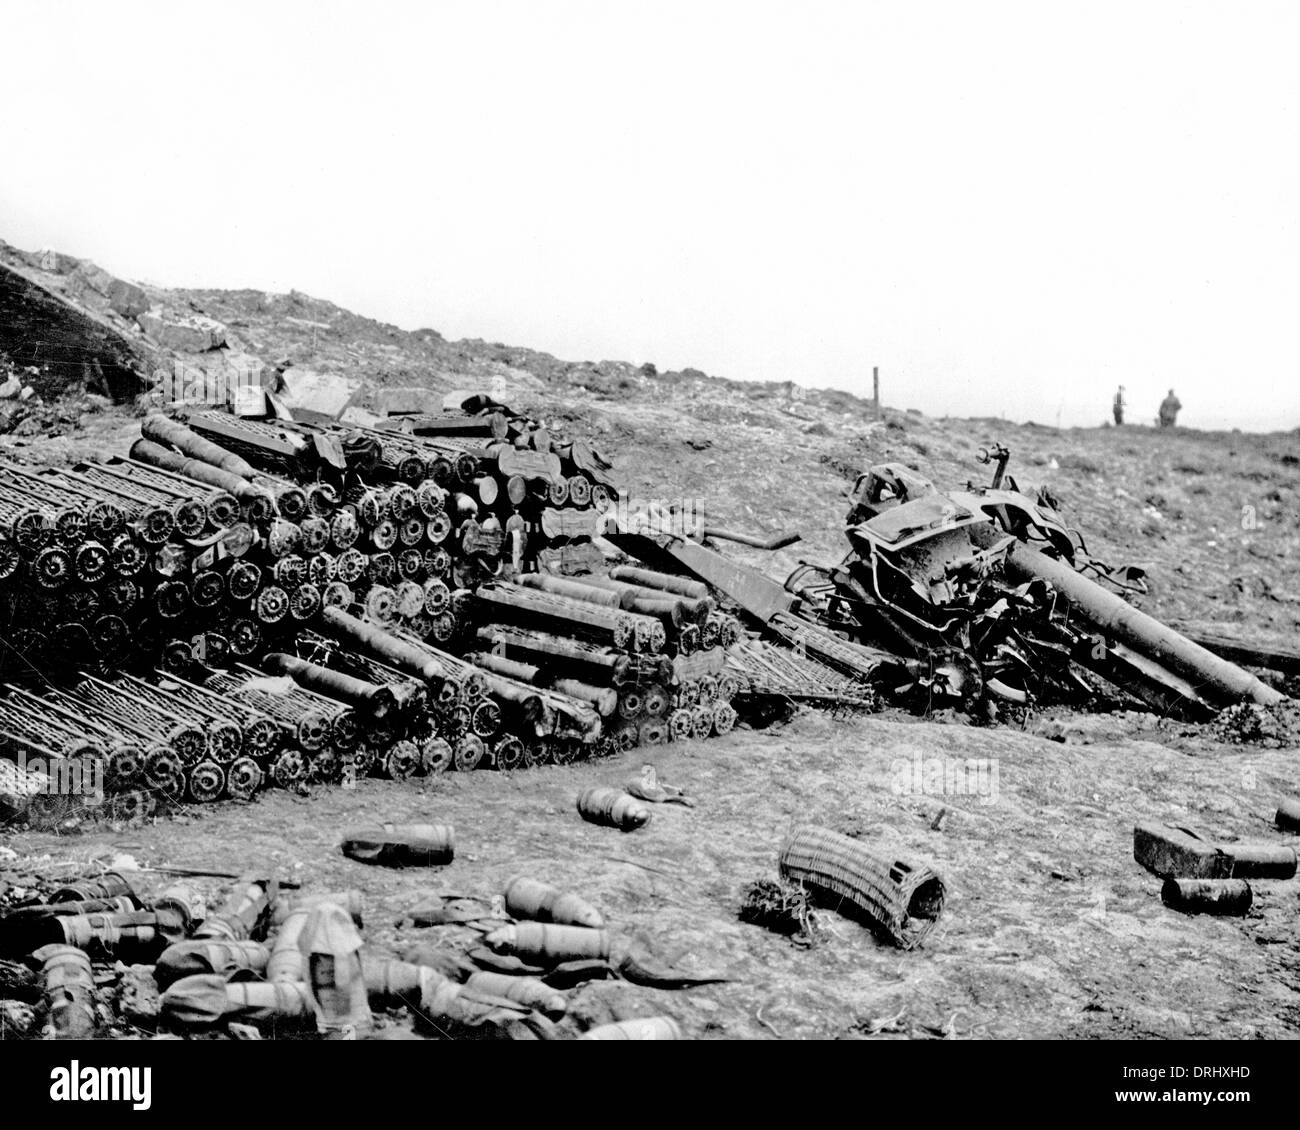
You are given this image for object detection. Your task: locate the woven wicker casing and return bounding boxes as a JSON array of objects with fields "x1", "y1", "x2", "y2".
[{"x1": 778, "y1": 825, "x2": 945, "y2": 949}]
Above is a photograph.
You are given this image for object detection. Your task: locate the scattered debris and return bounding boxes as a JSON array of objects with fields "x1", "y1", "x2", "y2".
[
  {"x1": 778, "y1": 825, "x2": 945, "y2": 949},
  {"x1": 1212, "y1": 700, "x2": 1300, "y2": 747},
  {"x1": 504, "y1": 877, "x2": 604, "y2": 928},
  {"x1": 300, "y1": 901, "x2": 371, "y2": 1035},
  {"x1": 1161, "y1": 878, "x2": 1253, "y2": 917},
  {"x1": 484, "y1": 923, "x2": 612, "y2": 965},
  {"x1": 851, "y1": 1005, "x2": 908, "y2": 1037},
  {"x1": 1133, "y1": 822, "x2": 1296, "y2": 880},
  {"x1": 138, "y1": 310, "x2": 227, "y2": 353},
  {"x1": 738, "y1": 878, "x2": 817, "y2": 943},
  {"x1": 579, "y1": 1016, "x2": 682, "y2": 1040},
  {"x1": 340, "y1": 825, "x2": 456, "y2": 868},
  {"x1": 1276, "y1": 798, "x2": 1300, "y2": 833},
  {"x1": 624, "y1": 763, "x2": 695, "y2": 806},
  {"x1": 34, "y1": 943, "x2": 97, "y2": 1038},
  {"x1": 577, "y1": 786, "x2": 652, "y2": 831},
  {"x1": 0, "y1": 865, "x2": 697, "y2": 1040}
]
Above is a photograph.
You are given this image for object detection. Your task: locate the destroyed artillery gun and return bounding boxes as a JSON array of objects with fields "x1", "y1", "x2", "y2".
[
  {"x1": 784, "y1": 444, "x2": 1283, "y2": 719},
  {"x1": 606, "y1": 444, "x2": 1282, "y2": 720}
]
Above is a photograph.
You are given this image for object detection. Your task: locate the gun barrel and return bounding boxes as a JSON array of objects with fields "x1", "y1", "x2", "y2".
[{"x1": 998, "y1": 540, "x2": 1282, "y2": 708}]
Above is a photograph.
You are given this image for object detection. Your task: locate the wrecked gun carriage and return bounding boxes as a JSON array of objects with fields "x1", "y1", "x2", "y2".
[{"x1": 781, "y1": 454, "x2": 1282, "y2": 718}]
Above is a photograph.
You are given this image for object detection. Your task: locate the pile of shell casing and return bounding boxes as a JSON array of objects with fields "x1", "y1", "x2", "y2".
[
  {"x1": 0, "y1": 870, "x2": 682, "y2": 1040},
  {"x1": 0, "y1": 656, "x2": 439, "y2": 815},
  {"x1": 466, "y1": 570, "x2": 745, "y2": 750},
  {"x1": 0, "y1": 399, "x2": 799, "y2": 816}
]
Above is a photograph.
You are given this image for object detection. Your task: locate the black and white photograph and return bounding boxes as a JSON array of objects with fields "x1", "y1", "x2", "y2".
[{"x1": 0, "y1": 0, "x2": 1296, "y2": 1108}]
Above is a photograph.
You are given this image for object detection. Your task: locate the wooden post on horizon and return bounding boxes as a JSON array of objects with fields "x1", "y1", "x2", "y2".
[{"x1": 872, "y1": 366, "x2": 881, "y2": 420}]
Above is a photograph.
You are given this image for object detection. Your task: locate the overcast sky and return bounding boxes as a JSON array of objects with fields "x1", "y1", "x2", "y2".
[{"x1": 2, "y1": 2, "x2": 1297, "y2": 431}]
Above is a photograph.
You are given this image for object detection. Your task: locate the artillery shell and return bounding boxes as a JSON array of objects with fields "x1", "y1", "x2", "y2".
[
  {"x1": 414, "y1": 978, "x2": 543, "y2": 1037},
  {"x1": 1161, "y1": 877, "x2": 1253, "y2": 916},
  {"x1": 51, "y1": 871, "x2": 138, "y2": 905},
  {"x1": 464, "y1": 971, "x2": 567, "y2": 1019},
  {"x1": 483, "y1": 922, "x2": 611, "y2": 965},
  {"x1": 271, "y1": 889, "x2": 364, "y2": 929},
  {"x1": 33, "y1": 944, "x2": 96, "y2": 1039},
  {"x1": 577, "y1": 786, "x2": 651, "y2": 831},
  {"x1": 579, "y1": 1016, "x2": 683, "y2": 1041},
  {"x1": 155, "y1": 939, "x2": 271, "y2": 988},
  {"x1": 453, "y1": 734, "x2": 486, "y2": 772},
  {"x1": 493, "y1": 734, "x2": 524, "y2": 770},
  {"x1": 267, "y1": 909, "x2": 309, "y2": 983},
  {"x1": 154, "y1": 882, "x2": 204, "y2": 940},
  {"x1": 420, "y1": 737, "x2": 453, "y2": 774},
  {"x1": 160, "y1": 973, "x2": 316, "y2": 1031},
  {"x1": 504, "y1": 877, "x2": 605, "y2": 928},
  {"x1": 340, "y1": 823, "x2": 455, "y2": 867},
  {"x1": 1225, "y1": 844, "x2": 1296, "y2": 880},
  {"x1": 298, "y1": 902, "x2": 373, "y2": 1035},
  {"x1": 226, "y1": 756, "x2": 264, "y2": 800},
  {"x1": 1276, "y1": 797, "x2": 1300, "y2": 833},
  {"x1": 364, "y1": 958, "x2": 443, "y2": 1009}
]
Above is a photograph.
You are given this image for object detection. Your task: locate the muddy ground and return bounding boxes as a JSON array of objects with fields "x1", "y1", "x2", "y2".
[{"x1": 6, "y1": 704, "x2": 1298, "y2": 1040}]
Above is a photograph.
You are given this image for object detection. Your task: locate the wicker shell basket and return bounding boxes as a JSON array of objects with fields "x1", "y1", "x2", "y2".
[{"x1": 778, "y1": 825, "x2": 945, "y2": 950}]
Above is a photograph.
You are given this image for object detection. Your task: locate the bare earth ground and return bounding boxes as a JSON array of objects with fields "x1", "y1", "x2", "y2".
[
  {"x1": 6, "y1": 707, "x2": 1299, "y2": 1040},
  {"x1": 1, "y1": 279, "x2": 1298, "y2": 1039}
]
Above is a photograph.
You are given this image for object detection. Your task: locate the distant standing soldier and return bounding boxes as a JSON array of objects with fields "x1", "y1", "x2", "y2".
[
  {"x1": 1112, "y1": 385, "x2": 1126, "y2": 426},
  {"x1": 1158, "y1": 388, "x2": 1182, "y2": 428}
]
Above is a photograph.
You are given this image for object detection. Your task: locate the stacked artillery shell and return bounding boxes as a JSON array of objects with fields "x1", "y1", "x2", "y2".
[
  {"x1": 0, "y1": 440, "x2": 319, "y2": 680},
  {"x1": 147, "y1": 412, "x2": 459, "y2": 643},
  {"x1": 266, "y1": 644, "x2": 439, "y2": 781},
  {"x1": 0, "y1": 664, "x2": 309, "y2": 806},
  {"x1": 201, "y1": 664, "x2": 349, "y2": 789},
  {"x1": 0, "y1": 457, "x2": 169, "y2": 675},
  {"x1": 307, "y1": 610, "x2": 598, "y2": 772},
  {"x1": 0, "y1": 399, "x2": 774, "y2": 810},
  {"x1": 466, "y1": 570, "x2": 740, "y2": 752},
  {"x1": 0, "y1": 665, "x2": 302, "y2": 806},
  {"x1": 313, "y1": 609, "x2": 490, "y2": 773},
  {"x1": 375, "y1": 420, "x2": 612, "y2": 583},
  {"x1": 766, "y1": 611, "x2": 899, "y2": 684}
]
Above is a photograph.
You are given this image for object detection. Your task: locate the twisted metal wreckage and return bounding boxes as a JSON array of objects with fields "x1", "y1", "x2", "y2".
[
  {"x1": 0, "y1": 396, "x2": 1283, "y2": 821},
  {"x1": 618, "y1": 441, "x2": 1281, "y2": 720}
]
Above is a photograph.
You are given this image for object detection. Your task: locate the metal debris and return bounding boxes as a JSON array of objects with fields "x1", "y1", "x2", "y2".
[
  {"x1": 1133, "y1": 822, "x2": 1297, "y2": 880},
  {"x1": 778, "y1": 825, "x2": 946, "y2": 950},
  {"x1": 340, "y1": 824, "x2": 456, "y2": 867},
  {"x1": 576, "y1": 786, "x2": 652, "y2": 831},
  {"x1": 1161, "y1": 878, "x2": 1253, "y2": 916}
]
